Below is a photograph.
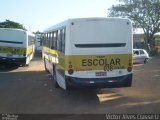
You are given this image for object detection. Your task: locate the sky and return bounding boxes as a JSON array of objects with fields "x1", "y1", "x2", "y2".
[{"x1": 0, "y1": 0, "x2": 117, "y2": 32}]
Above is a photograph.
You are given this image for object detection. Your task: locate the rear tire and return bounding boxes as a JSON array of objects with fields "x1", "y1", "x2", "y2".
[
  {"x1": 44, "y1": 58, "x2": 49, "y2": 73},
  {"x1": 65, "y1": 78, "x2": 71, "y2": 90},
  {"x1": 25, "y1": 63, "x2": 30, "y2": 66},
  {"x1": 53, "y1": 66, "x2": 59, "y2": 88},
  {"x1": 144, "y1": 58, "x2": 149, "y2": 64}
]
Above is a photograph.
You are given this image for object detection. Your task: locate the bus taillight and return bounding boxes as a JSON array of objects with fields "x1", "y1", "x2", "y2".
[
  {"x1": 127, "y1": 59, "x2": 132, "y2": 72},
  {"x1": 68, "y1": 61, "x2": 74, "y2": 75},
  {"x1": 127, "y1": 67, "x2": 132, "y2": 72},
  {"x1": 68, "y1": 69, "x2": 74, "y2": 75}
]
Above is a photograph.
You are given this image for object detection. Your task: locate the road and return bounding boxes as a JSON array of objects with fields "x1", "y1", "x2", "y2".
[{"x1": 0, "y1": 56, "x2": 160, "y2": 114}]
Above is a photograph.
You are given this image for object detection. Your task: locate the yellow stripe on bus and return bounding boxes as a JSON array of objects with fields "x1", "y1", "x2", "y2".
[
  {"x1": 65, "y1": 54, "x2": 132, "y2": 71},
  {"x1": 43, "y1": 47, "x2": 132, "y2": 71},
  {"x1": 0, "y1": 46, "x2": 26, "y2": 55},
  {"x1": 43, "y1": 46, "x2": 58, "y2": 55},
  {"x1": 0, "y1": 46, "x2": 34, "y2": 55}
]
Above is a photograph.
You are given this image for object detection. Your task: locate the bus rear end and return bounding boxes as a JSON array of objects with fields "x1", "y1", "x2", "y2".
[
  {"x1": 0, "y1": 28, "x2": 27, "y2": 65},
  {"x1": 65, "y1": 18, "x2": 133, "y2": 88}
]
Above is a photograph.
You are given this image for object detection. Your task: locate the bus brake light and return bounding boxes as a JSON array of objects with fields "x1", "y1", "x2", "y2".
[
  {"x1": 68, "y1": 69, "x2": 74, "y2": 75},
  {"x1": 127, "y1": 67, "x2": 132, "y2": 72}
]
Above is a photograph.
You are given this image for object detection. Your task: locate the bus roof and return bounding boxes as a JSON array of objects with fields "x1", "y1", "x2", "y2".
[
  {"x1": 0, "y1": 28, "x2": 26, "y2": 32},
  {"x1": 0, "y1": 28, "x2": 34, "y2": 36},
  {"x1": 43, "y1": 17, "x2": 131, "y2": 33}
]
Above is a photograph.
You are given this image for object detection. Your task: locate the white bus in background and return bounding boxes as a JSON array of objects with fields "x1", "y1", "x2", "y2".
[
  {"x1": 35, "y1": 34, "x2": 42, "y2": 53},
  {"x1": 0, "y1": 28, "x2": 35, "y2": 66},
  {"x1": 42, "y1": 17, "x2": 133, "y2": 90}
]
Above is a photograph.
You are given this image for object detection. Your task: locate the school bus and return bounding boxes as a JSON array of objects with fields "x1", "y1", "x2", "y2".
[
  {"x1": 42, "y1": 17, "x2": 133, "y2": 90},
  {"x1": 0, "y1": 28, "x2": 35, "y2": 66}
]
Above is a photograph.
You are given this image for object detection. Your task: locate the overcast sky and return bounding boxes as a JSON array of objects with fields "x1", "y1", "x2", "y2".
[{"x1": 0, "y1": 0, "x2": 117, "y2": 32}]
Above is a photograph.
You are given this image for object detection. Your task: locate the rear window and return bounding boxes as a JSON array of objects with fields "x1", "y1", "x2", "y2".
[
  {"x1": 72, "y1": 19, "x2": 131, "y2": 47},
  {"x1": 75, "y1": 43, "x2": 126, "y2": 48},
  {"x1": 140, "y1": 50, "x2": 145, "y2": 54}
]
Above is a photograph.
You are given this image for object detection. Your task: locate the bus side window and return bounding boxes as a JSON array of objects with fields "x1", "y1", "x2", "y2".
[
  {"x1": 62, "y1": 28, "x2": 66, "y2": 53},
  {"x1": 57, "y1": 29, "x2": 65, "y2": 52},
  {"x1": 49, "y1": 32, "x2": 52, "y2": 48},
  {"x1": 47, "y1": 33, "x2": 50, "y2": 48},
  {"x1": 60, "y1": 29, "x2": 63, "y2": 52},
  {"x1": 57, "y1": 30, "x2": 61, "y2": 51},
  {"x1": 45, "y1": 33, "x2": 47, "y2": 47},
  {"x1": 44, "y1": 33, "x2": 47, "y2": 46},
  {"x1": 50, "y1": 32, "x2": 53, "y2": 49},
  {"x1": 40, "y1": 33, "x2": 45, "y2": 46},
  {"x1": 51, "y1": 32, "x2": 54, "y2": 49},
  {"x1": 45, "y1": 33, "x2": 47, "y2": 46},
  {"x1": 28, "y1": 35, "x2": 34, "y2": 46},
  {"x1": 40, "y1": 34, "x2": 42, "y2": 46},
  {"x1": 54, "y1": 31, "x2": 58, "y2": 50}
]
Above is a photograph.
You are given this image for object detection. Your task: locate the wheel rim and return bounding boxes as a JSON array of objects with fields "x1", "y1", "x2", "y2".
[{"x1": 144, "y1": 58, "x2": 148, "y2": 63}]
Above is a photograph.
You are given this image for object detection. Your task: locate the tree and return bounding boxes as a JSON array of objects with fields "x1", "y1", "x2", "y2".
[
  {"x1": 34, "y1": 31, "x2": 42, "y2": 34},
  {"x1": 108, "y1": 0, "x2": 160, "y2": 50},
  {"x1": 0, "y1": 20, "x2": 27, "y2": 30}
]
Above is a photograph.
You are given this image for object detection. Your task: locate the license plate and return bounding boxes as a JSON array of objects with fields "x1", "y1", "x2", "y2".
[{"x1": 96, "y1": 72, "x2": 107, "y2": 76}]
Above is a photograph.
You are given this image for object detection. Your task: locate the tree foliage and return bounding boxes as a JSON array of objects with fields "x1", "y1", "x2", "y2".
[
  {"x1": 34, "y1": 31, "x2": 42, "y2": 34},
  {"x1": 0, "y1": 20, "x2": 27, "y2": 30},
  {"x1": 108, "y1": 0, "x2": 160, "y2": 48}
]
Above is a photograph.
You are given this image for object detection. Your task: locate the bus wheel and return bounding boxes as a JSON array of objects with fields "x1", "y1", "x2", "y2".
[
  {"x1": 25, "y1": 64, "x2": 29, "y2": 66},
  {"x1": 22, "y1": 63, "x2": 29, "y2": 67},
  {"x1": 44, "y1": 58, "x2": 49, "y2": 73},
  {"x1": 65, "y1": 83, "x2": 70, "y2": 90},
  {"x1": 65, "y1": 78, "x2": 71, "y2": 90},
  {"x1": 53, "y1": 68, "x2": 59, "y2": 88}
]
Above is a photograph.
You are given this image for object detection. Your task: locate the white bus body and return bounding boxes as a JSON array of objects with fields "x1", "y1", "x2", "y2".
[
  {"x1": 42, "y1": 18, "x2": 133, "y2": 90},
  {"x1": 0, "y1": 28, "x2": 35, "y2": 66},
  {"x1": 35, "y1": 34, "x2": 42, "y2": 53}
]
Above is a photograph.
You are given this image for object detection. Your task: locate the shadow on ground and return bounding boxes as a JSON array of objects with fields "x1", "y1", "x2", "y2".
[
  {"x1": 0, "y1": 62, "x2": 20, "y2": 72},
  {"x1": 0, "y1": 69, "x2": 160, "y2": 114}
]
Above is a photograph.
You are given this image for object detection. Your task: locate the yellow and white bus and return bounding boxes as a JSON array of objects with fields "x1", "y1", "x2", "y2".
[
  {"x1": 0, "y1": 28, "x2": 35, "y2": 66},
  {"x1": 42, "y1": 17, "x2": 133, "y2": 90}
]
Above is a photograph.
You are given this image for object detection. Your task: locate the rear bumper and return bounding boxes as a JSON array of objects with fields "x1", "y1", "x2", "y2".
[
  {"x1": 66, "y1": 74, "x2": 132, "y2": 88},
  {"x1": 0, "y1": 56, "x2": 26, "y2": 65}
]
